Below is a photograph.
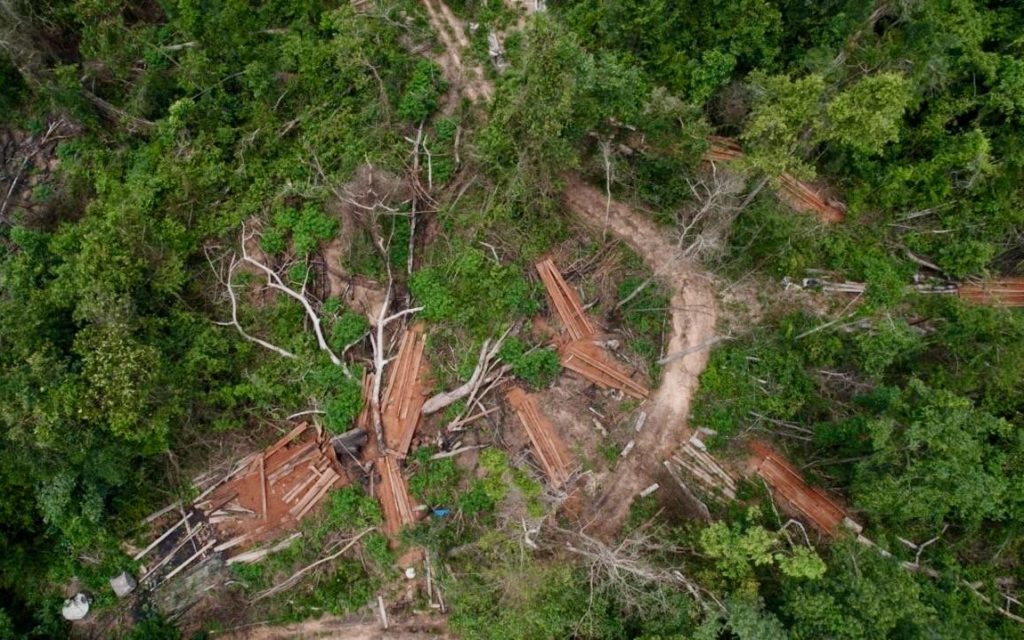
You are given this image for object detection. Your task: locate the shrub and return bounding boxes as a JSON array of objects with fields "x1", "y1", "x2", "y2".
[
  {"x1": 410, "y1": 244, "x2": 537, "y2": 339},
  {"x1": 329, "y1": 310, "x2": 369, "y2": 352},
  {"x1": 268, "y1": 204, "x2": 337, "y2": 256},
  {"x1": 498, "y1": 337, "x2": 561, "y2": 389},
  {"x1": 323, "y1": 486, "x2": 382, "y2": 530},
  {"x1": 282, "y1": 559, "x2": 376, "y2": 620},
  {"x1": 408, "y1": 448, "x2": 461, "y2": 507},
  {"x1": 398, "y1": 60, "x2": 447, "y2": 122}
]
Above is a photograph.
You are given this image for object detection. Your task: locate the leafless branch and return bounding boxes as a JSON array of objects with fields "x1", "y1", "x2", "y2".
[
  {"x1": 206, "y1": 248, "x2": 297, "y2": 360},
  {"x1": 238, "y1": 224, "x2": 348, "y2": 373},
  {"x1": 422, "y1": 326, "x2": 514, "y2": 418},
  {"x1": 251, "y1": 527, "x2": 376, "y2": 601}
]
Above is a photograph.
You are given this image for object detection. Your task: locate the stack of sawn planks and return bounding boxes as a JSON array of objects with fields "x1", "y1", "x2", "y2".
[
  {"x1": 703, "y1": 136, "x2": 846, "y2": 224},
  {"x1": 957, "y1": 278, "x2": 1024, "y2": 307},
  {"x1": 749, "y1": 440, "x2": 849, "y2": 535},
  {"x1": 371, "y1": 324, "x2": 429, "y2": 535},
  {"x1": 200, "y1": 422, "x2": 348, "y2": 552},
  {"x1": 536, "y1": 257, "x2": 596, "y2": 341},
  {"x1": 506, "y1": 387, "x2": 574, "y2": 487},
  {"x1": 134, "y1": 423, "x2": 347, "y2": 587},
  {"x1": 560, "y1": 339, "x2": 649, "y2": 400},
  {"x1": 381, "y1": 323, "x2": 430, "y2": 455},
  {"x1": 535, "y1": 258, "x2": 649, "y2": 399}
]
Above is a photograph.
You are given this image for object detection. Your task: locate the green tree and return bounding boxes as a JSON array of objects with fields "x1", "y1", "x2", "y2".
[
  {"x1": 824, "y1": 73, "x2": 912, "y2": 155},
  {"x1": 852, "y1": 380, "x2": 1017, "y2": 530}
]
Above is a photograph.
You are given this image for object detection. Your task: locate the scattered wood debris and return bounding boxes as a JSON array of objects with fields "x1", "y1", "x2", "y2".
[
  {"x1": 136, "y1": 423, "x2": 350, "y2": 587},
  {"x1": 376, "y1": 454, "x2": 417, "y2": 536},
  {"x1": 749, "y1": 440, "x2": 847, "y2": 535},
  {"x1": 703, "y1": 136, "x2": 846, "y2": 223},
  {"x1": 381, "y1": 323, "x2": 430, "y2": 456},
  {"x1": 506, "y1": 388, "x2": 574, "y2": 488},
  {"x1": 777, "y1": 173, "x2": 846, "y2": 224},
  {"x1": 536, "y1": 257, "x2": 596, "y2": 341},
  {"x1": 704, "y1": 136, "x2": 744, "y2": 162},
  {"x1": 560, "y1": 339, "x2": 649, "y2": 399},
  {"x1": 957, "y1": 278, "x2": 1024, "y2": 307},
  {"x1": 797, "y1": 275, "x2": 1024, "y2": 308},
  {"x1": 669, "y1": 436, "x2": 737, "y2": 501}
]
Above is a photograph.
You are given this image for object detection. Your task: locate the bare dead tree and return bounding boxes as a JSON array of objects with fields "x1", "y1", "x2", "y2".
[
  {"x1": 237, "y1": 224, "x2": 349, "y2": 371},
  {"x1": 677, "y1": 165, "x2": 746, "y2": 260},
  {"x1": 557, "y1": 525, "x2": 725, "y2": 616}
]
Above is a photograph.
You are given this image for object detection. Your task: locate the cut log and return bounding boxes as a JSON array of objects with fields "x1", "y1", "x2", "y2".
[
  {"x1": 535, "y1": 258, "x2": 595, "y2": 341},
  {"x1": 226, "y1": 533, "x2": 302, "y2": 565},
  {"x1": 749, "y1": 440, "x2": 847, "y2": 535},
  {"x1": 560, "y1": 339, "x2": 649, "y2": 399},
  {"x1": 506, "y1": 388, "x2": 574, "y2": 487}
]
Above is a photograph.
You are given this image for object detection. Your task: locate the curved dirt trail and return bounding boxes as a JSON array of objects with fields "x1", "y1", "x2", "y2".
[
  {"x1": 420, "y1": 0, "x2": 494, "y2": 104},
  {"x1": 562, "y1": 175, "x2": 718, "y2": 537}
]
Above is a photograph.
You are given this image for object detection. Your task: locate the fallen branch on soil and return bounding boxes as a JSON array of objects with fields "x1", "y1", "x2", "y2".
[
  {"x1": 657, "y1": 335, "x2": 730, "y2": 366},
  {"x1": 430, "y1": 444, "x2": 486, "y2": 460},
  {"x1": 422, "y1": 328, "x2": 513, "y2": 417},
  {"x1": 251, "y1": 527, "x2": 376, "y2": 601}
]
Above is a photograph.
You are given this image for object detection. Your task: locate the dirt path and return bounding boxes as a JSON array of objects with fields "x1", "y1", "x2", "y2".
[
  {"x1": 222, "y1": 616, "x2": 451, "y2": 639},
  {"x1": 562, "y1": 175, "x2": 718, "y2": 538},
  {"x1": 420, "y1": 0, "x2": 494, "y2": 104}
]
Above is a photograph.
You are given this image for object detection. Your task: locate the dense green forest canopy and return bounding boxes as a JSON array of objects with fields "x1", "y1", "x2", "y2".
[{"x1": 1, "y1": 0, "x2": 1024, "y2": 637}]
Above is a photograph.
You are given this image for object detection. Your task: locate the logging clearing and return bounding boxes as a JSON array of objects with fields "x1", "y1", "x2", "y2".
[{"x1": 4, "y1": 0, "x2": 1024, "y2": 637}]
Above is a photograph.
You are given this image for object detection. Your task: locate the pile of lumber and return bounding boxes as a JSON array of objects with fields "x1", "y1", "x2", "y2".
[
  {"x1": 560, "y1": 339, "x2": 649, "y2": 400},
  {"x1": 376, "y1": 455, "x2": 417, "y2": 535},
  {"x1": 381, "y1": 324, "x2": 430, "y2": 456},
  {"x1": 705, "y1": 135, "x2": 744, "y2": 162},
  {"x1": 134, "y1": 423, "x2": 348, "y2": 586},
  {"x1": 370, "y1": 324, "x2": 429, "y2": 535},
  {"x1": 777, "y1": 174, "x2": 846, "y2": 224},
  {"x1": 749, "y1": 440, "x2": 847, "y2": 535},
  {"x1": 702, "y1": 136, "x2": 846, "y2": 224},
  {"x1": 669, "y1": 436, "x2": 737, "y2": 500},
  {"x1": 957, "y1": 278, "x2": 1024, "y2": 307},
  {"x1": 536, "y1": 258, "x2": 649, "y2": 399},
  {"x1": 536, "y1": 258, "x2": 595, "y2": 341},
  {"x1": 201, "y1": 423, "x2": 348, "y2": 551},
  {"x1": 506, "y1": 388, "x2": 574, "y2": 487}
]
